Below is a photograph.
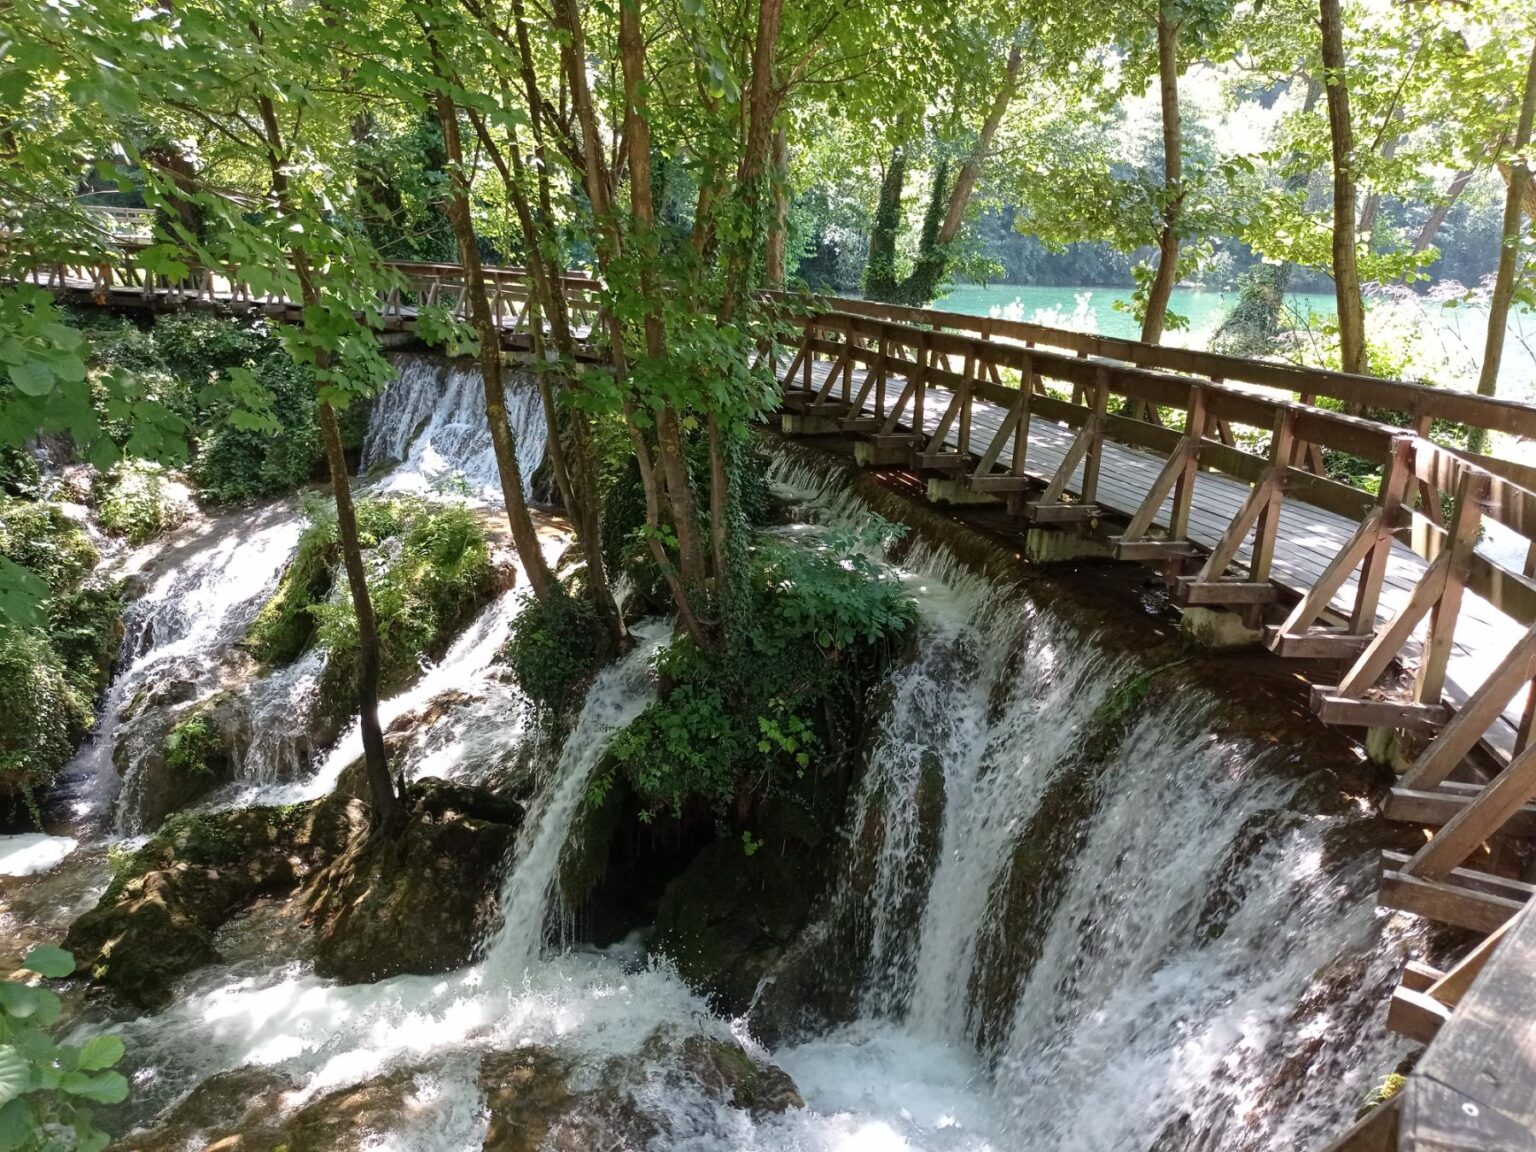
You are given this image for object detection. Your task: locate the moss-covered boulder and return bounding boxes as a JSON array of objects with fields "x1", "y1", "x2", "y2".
[
  {"x1": 479, "y1": 1048, "x2": 578, "y2": 1152},
  {"x1": 113, "y1": 689, "x2": 251, "y2": 832},
  {"x1": 652, "y1": 831, "x2": 823, "y2": 1016},
  {"x1": 301, "y1": 779, "x2": 524, "y2": 983},
  {"x1": 64, "y1": 801, "x2": 363, "y2": 1009}
]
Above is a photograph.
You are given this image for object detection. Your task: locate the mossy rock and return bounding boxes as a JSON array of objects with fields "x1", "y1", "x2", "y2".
[
  {"x1": 64, "y1": 801, "x2": 364, "y2": 1009},
  {"x1": 653, "y1": 834, "x2": 822, "y2": 1015},
  {"x1": 302, "y1": 779, "x2": 524, "y2": 983},
  {"x1": 114, "y1": 689, "x2": 253, "y2": 832},
  {"x1": 479, "y1": 1048, "x2": 577, "y2": 1152}
]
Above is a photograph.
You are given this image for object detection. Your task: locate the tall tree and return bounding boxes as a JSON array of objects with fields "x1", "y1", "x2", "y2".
[
  {"x1": 1473, "y1": 37, "x2": 1536, "y2": 443},
  {"x1": 1319, "y1": 0, "x2": 1367, "y2": 375},
  {"x1": 1140, "y1": 1, "x2": 1183, "y2": 345}
]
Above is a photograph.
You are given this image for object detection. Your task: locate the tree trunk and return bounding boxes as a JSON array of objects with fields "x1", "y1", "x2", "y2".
[
  {"x1": 863, "y1": 145, "x2": 906, "y2": 299},
  {"x1": 1140, "y1": 7, "x2": 1183, "y2": 346},
  {"x1": 1320, "y1": 0, "x2": 1367, "y2": 376},
  {"x1": 765, "y1": 125, "x2": 789, "y2": 289},
  {"x1": 1472, "y1": 38, "x2": 1536, "y2": 451},
  {"x1": 433, "y1": 91, "x2": 556, "y2": 602},
  {"x1": 318, "y1": 401, "x2": 403, "y2": 833},
  {"x1": 1414, "y1": 166, "x2": 1478, "y2": 253},
  {"x1": 255, "y1": 89, "x2": 402, "y2": 833}
]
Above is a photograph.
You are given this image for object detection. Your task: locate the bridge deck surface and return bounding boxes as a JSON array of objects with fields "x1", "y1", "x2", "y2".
[{"x1": 794, "y1": 360, "x2": 1525, "y2": 751}]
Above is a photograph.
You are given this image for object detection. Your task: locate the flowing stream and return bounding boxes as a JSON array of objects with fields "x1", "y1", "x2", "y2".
[{"x1": 2, "y1": 362, "x2": 1413, "y2": 1151}]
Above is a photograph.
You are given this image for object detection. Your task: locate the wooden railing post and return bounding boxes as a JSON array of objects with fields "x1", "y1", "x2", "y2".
[
  {"x1": 1416, "y1": 469, "x2": 1487, "y2": 706},
  {"x1": 1349, "y1": 435, "x2": 1415, "y2": 634}
]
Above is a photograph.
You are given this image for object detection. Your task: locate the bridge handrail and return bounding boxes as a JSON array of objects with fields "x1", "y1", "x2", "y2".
[{"x1": 770, "y1": 291, "x2": 1536, "y2": 446}]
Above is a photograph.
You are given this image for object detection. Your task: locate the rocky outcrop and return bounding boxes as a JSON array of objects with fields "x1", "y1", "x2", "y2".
[
  {"x1": 64, "y1": 801, "x2": 362, "y2": 1010},
  {"x1": 120, "y1": 1032, "x2": 799, "y2": 1151},
  {"x1": 64, "y1": 778, "x2": 521, "y2": 1007},
  {"x1": 301, "y1": 779, "x2": 523, "y2": 983},
  {"x1": 114, "y1": 687, "x2": 250, "y2": 831}
]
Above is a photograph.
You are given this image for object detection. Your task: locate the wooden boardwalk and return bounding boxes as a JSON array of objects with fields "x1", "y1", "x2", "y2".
[
  {"x1": 792, "y1": 357, "x2": 1524, "y2": 751},
  {"x1": 15, "y1": 227, "x2": 1536, "y2": 1151}
]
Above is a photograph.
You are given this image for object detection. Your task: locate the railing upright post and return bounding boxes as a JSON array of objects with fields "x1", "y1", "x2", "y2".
[
  {"x1": 1350, "y1": 435, "x2": 1414, "y2": 634},
  {"x1": 1080, "y1": 367, "x2": 1109, "y2": 505},
  {"x1": 1415, "y1": 468, "x2": 1487, "y2": 706},
  {"x1": 1011, "y1": 351, "x2": 1034, "y2": 478},
  {"x1": 1249, "y1": 408, "x2": 1297, "y2": 583},
  {"x1": 1167, "y1": 384, "x2": 1208, "y2": 544}
]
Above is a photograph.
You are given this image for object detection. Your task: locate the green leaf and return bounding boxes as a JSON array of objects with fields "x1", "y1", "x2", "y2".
[
  {"x1": 75, "y1": 1035, "x2": 123, "y2": 1072},
  {"x1": 0, "y1": 557, "x2": 49, "y2": 630},
  {"x1": 8, "y1": 360, "x2": 54, "y2": 397},
  {"x1": 0, "y1": 1049, "x2": 28, "y2": 1108},
  {"x1": 0, "y1": 983, "x2": 43, "y2": 1020},
  {"x1": 21, "y1": 946, "x2": 74, "y2": 979},
  {"x1": 0, "y1": 1098, "x2": 31, "y2": 1152},
  {"x1": 59, "y1": 1071, "x2": 128, "y2": 1105}
]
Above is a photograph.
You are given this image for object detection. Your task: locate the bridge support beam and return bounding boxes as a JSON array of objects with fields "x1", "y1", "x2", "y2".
[
  {"x1": 1180, "y1": 606, "x2": 1264, "y2": 651},
  {"x1": 1022, "y1": 527, "x2": 1114, "y2": 565},
  {"x1": 781, "y1": 413, "x2": 842, "y2": 435},
  {"x1": 926, "y1": 477, "x2": 996, "y2": 506}
]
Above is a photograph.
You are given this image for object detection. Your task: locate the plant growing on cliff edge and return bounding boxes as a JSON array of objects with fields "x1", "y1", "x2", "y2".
[
  {"x1": 0, "y1": 946, "x2": 129, "y2": 1152},
  {"x1": 596, "y1": 531, "x2": 917, "y2": 817}
]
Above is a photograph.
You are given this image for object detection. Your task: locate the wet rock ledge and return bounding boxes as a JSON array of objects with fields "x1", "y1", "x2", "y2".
[{"x1": 64, "y1": 779, "x2": 523, "y2": 1010}]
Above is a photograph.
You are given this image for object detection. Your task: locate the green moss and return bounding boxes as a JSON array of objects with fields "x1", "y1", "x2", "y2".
[
  {"x1": 48, "y1": 580, "x2": 124, "y2": 701},
  {"x1": 249, "y1": 498, "x2": 496, "y2": 715},
  {"x1": 98, "y1": 460, "x2": 187, "y2": 545},
  {"x1": 501, "y1": 583, "x2": 603, "y2": 718}
]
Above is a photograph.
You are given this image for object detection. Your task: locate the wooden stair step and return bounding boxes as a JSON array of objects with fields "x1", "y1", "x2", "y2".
[
  {"x1": 1111, "y1": 538, "x2": 1200, "y2": 562},
  {"x1": 1384, "y1": 784, "x2": 1536, "y2": 839},
  {"x1": 1176, "y1": 578, "x2": 1279, "y2": 606}
]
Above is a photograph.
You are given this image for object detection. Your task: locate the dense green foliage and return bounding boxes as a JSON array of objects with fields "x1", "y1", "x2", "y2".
[
  {"x1": 0, "y1": 947, "x2": 128, "y2": 1152},
  {"x1": 596, "y1": 532, "x2": 917, "y2": 817},
  {"x1": 0, "y1": 501, "x2": 120, "y2": 807},
  {"x1": 500, "y1": 585, "x2": 604, "y2": 719},
  {"x1": 249, "y1": 497, "x2": 498, "y2": 708},
  {"x1": 96, "y1": 460, "x2": 186, "y2": 545},
  {"x1": 85, "y1": 313, "x2": 326, "y2": 508},
  {"x1": 162, "y1": 711, "x2": 223, "y2": 780}
]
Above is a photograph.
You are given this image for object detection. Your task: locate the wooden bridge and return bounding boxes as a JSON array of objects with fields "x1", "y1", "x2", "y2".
[{"x1": 14, "y1": 218, "x2": 1536, "y2": 1150}]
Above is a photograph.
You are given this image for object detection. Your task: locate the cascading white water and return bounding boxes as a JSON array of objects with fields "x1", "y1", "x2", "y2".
[
  {"x1": 102, "y1": 501, "x2": 306, "y2": 830},
  {"x1": 480, "y1": 621, "x2": 667, "y2": 977},
  {"x1": 28, "y1": 438, "x2": 1412, "y2": 1152},
  {"x1": 363, "y1": 355, "x2": 547, "y2": 501}
]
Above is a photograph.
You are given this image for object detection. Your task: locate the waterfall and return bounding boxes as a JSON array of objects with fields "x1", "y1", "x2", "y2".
[
  {"x1": 363, "y1": 355, "x2": 547, "y2": 501},
  {"x1": 481, "y1": 621, "x2": 667, "y2": 977},
  {"x1": 766, "y1": 447, "x2": 1411, "y2": 1149}
]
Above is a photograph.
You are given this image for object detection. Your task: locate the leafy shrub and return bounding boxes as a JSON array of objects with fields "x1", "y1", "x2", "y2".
[
  {"x1": 0, "y1": 630, "x2": 89, "y2": 803},
  {"x1": 0, "y1": 501, "x2": 96, "y2": 592},
  {"x1": 163, "y1": 712, "x2": 222, "y2": 779},
  {"x1": 600, "y1": 531, "x2": 916, "y2": 816},
  {"x1": 0, "y1": 501, "x2": 121, "y2": 807},
  {"x1": 0, "y1": 945, "x2": 129, "y2": 1152},
  {"x1": 501, "y1": 585, "x2": 603, "y2": 717},
  {"x1": 250, "y1": 498, "x2": 496, "y2": 712},
  {"x1": 97, "y1": 460, "x2": 188, "y2": 545}
]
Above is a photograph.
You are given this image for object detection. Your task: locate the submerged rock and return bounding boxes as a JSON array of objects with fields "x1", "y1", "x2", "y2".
[
  {"x1": 301, "y1": 778, "x2": 524, "y2": 983},
  {"x1": 479, "y1": 1048, "x2": 577, "y2": 1152}
]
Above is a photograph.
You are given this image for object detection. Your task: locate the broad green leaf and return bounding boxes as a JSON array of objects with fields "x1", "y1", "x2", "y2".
[
  {"x1": 75, "y1": 1035, "x2": 123, "y2": 1072},
  {"x1": 0, "y1": 1049, "x2": 28, "y2": 1108},
  {"x1": 21, "y1": 946, "x2": 74, "y2": 979},
  {"x1": 59, "y1": 1071, "x2": 129, "y2": 1105},
  {"x1": 7, "y1": 360, "x2": 53, "y2": 397},
  {"x1": 0, "y1": 1098, "x2": 31, "y2": 1152},
  {"x1": 0, "y1": 557, "x2": 49, "y2": 630}
]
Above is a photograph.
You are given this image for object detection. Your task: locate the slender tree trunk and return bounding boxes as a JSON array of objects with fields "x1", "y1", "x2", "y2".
[
  {"x1": 433, "y1": 89, "x2": 557, "y2": 602},
  {"x1": 317, "y1": 401, "x2": 402, "y2": 832},
  {"x1": 1414, "y1": 165, "x2": 1478, "y2": 253},
  {"x1": 1140, "y1": 7, "x2": 1182, "y2": 346},
  {"x1": 618, "y1": 0, "x2": 708, "y2": 600},
  {"x1": 765, "y1": 125, "x2": 789, "y2": 289},
  {"x1": 1356, "y1": 131, "x2": 1397, "y2": 238},
  {"x1": 254, "y1": 90, "x2": 401, "y2": 832},
  {"x1": 1472, "y1": 39, "x2": 1536, "y2": 451},
  {"x1": 863, "y1": 145, "x2": 906, "y2": 299},
  {"x1": 1320, "y1": 0, "x2": 1367, "y2": 376}
]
